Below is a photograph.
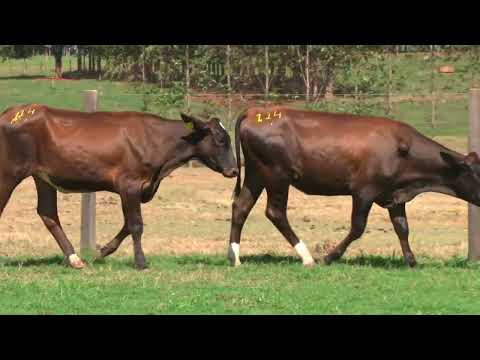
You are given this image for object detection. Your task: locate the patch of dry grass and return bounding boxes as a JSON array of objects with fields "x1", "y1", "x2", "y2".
[{"x1": 0, "y1": 166, "x2": 471, "y2": 263}]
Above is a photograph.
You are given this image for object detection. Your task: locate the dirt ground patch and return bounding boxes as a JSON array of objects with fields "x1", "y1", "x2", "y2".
[{"x1": 0, "y1": 167, "x2": 470, "y2": 262}]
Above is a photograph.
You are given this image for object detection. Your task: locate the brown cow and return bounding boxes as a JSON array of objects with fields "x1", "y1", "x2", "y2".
[
  {"x1": 0, "y1": 104, "x2": 238, "y2": 269},
  {"x1": 230, "y1": 106, "x2": 480, "y2": 267}
]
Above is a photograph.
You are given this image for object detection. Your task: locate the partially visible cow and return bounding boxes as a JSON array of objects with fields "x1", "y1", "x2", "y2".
[
  {"x1": 0, "y1": 104, "x2": 238, "y2": 269},
  {"x1": 229, "y1": 106, "x2": 480, "y2": 267}
]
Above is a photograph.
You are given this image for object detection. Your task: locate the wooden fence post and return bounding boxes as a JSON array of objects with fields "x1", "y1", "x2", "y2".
[
  {"x1": 80, "y1": 90, "x2": 98, "y2": 259},
  {"x1": 468, "y1": 88, "x2": 480, "y2": 261}
]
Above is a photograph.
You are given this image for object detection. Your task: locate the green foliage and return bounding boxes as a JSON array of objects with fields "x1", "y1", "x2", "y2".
[
  {"x1": 132, "y1": 81, "x2": 186, "y2": 113},
  {"x1": 84, "y1": 45, "x2": 480, "y2": 96}
]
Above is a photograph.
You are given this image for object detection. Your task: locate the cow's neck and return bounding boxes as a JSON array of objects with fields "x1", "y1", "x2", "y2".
[
  {"x1": 140, "y1": 122, "x2": 197, "y2": 202},
  {"x1": 155, "y1": 127, "x2": 197, "y2": 177},
  {"x1": 390, "y1": 137, "x2": 463, "y2": 206}
]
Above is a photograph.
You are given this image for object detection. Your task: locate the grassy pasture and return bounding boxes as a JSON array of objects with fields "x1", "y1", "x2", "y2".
[
  {"x1": 0, "y1": 167, "x2": 479, "y2": 314},
  {"x1": 0, "y1": 59, "x2": 478, "y2": 315}
]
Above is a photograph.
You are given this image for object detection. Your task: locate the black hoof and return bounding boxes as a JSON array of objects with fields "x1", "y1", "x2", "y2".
[
  {"x1": 134, "y1": 263, "x2": 149, "y2": 270},
  {"x1": 323, "y1": 255, "x2": 334, "y2": 265},
  {"x1": 407, "y1": 258, "x2": 417, "y2": 268},
  {"x1": 323, "y1": 252, "x2": 341, "y2": 265}
]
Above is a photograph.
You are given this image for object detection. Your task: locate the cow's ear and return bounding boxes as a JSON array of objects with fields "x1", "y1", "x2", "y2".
[
  {"x1": 180, "y1": 113, "x2": 208, "y2": 132},
  {"x1": 465, "y1": 152, "x2": 480, "y2": 166},
  {"x1": 440, "y1": 152, "x2": 469, "y2": 171}
]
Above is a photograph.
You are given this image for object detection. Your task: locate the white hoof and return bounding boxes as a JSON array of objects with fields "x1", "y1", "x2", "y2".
[
  {"x1": 303, "y1": 259, "x2": 316, "y2": 267},
  {"x1": 229, "y1": 258, "x2": 242, "y2": 267},
  {"x1": 295, "y1": 241, "x2": 315, "y2": 267},
  {"x1": 68, "y1": 254, "x2": 85, "y2": 269},
  {"x1": 228, "y1": 243, "x2": 241, "y2": 267}
]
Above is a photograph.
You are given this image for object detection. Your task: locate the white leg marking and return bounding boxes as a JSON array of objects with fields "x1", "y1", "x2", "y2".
[
  {"x1": 228, "y1": 243, "x2": 241, "y2": 267},
  {"x1": 294, "y1": 241, "x2": 315, "y2": 266},
  {"x1": 68, "y1": 254, "x2": 85, "y2": 269}
]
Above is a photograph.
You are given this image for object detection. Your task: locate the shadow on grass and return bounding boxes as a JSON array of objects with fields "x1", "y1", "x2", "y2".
[
  {"x1": 174, "y1": 254, "x2": 301, "y2": 266},
  {"x1": 338, "y1": 255, "x2": 474, "y2": 269},
  {"x1": 0, "y1": 255, "x2": 64, "y2": 267},
  {"x1": 241, "y1": 254, "x2": 300, "y2": 265},
  {"x1": 0, "y1": 74, "x2": 48, "y2": 80},
  {"x1": 0, "y1": 254, "x2": 475, "y2": 271},
  {"x1": 0, "y1": 72, "x2": 99, "y2": 81},
  {"x1": 338, "y1": 255, "x2": 414, "y2": 269},
  {"x1": 174, "y1": 256, "x2": 228, "y2": 267},
  {"x1": 62, "y1": 71, "x2": 100, "y2": 80},
  {"x1": 173, "y1": 253, "x2": 477, "y2": 270}
]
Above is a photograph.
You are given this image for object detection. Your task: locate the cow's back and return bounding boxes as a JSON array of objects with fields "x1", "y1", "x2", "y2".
[
  {"x1": 238, "y1": 107, "x2": 417, "y2": 196},
  {"x1": 0, "y1": 104, "x2": 180, "y2": 193}
]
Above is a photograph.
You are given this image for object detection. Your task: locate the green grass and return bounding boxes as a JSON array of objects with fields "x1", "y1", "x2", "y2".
[
  {"x1": 0, "y1": 56, "x2": 477, "y2": 315},
  {"x1": 393, "y1": 98, "x2": 469, "y2": 138},
  {"x1": 0, "y1": 77, "x2": 146, "y2": 112},
  {"x1": 0, "y1": 254, "x2": 479, "y2": 314}
]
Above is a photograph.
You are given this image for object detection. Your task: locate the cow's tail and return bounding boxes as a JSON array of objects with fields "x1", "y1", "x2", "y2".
[{"x1": 233, "y1": 111, "x2": 247, "y2": 200}]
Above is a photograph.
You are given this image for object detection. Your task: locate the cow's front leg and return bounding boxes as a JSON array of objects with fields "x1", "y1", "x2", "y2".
[
  {"x1": 265, "y1": 185, "x2": 315, "y2": 267},
  {"x1": 121, "y1": 186, "x2": 147, "y2": 270},
  {"x1": 33, "y1": 177, "x2": 85, "y2": 269},
  {"x1": 324, "y1": 194, "x2": 373, "y2": 265},
  {"x1": 388, "y1": 203, "x2": 417, "y2": 267},
  {"x1": 229, "y1": 168, "x2": 264, "y2": 266}
]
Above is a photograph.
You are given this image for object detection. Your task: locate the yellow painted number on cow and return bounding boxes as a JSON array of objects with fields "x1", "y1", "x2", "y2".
[
  {"x1": 11, "y1": 107, "x2": 36, "y2": 124},
  {"x1": 11, "y1": 110, "x2": 25, "y2": 124},
  {"x1": 256, "y1": 111, "x2": 282, "y2": 125}
]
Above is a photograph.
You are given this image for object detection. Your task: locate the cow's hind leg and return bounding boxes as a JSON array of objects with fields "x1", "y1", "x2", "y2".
[
  {"x1": 0, "y1": 176, "x2": 22, "y2": 217},
  {"x1": 265, "y1": 184, "x2": 315, "y2": 267},
  {"x1": 229, "y1": 168, "x2": 264, "y2": 266},
  {"x1": 324, "y1": 194, "x2": 373, "y2": 265},
  {"x1": 33, "y1": 177, "x2": 85, "y2": 269},
  {"x1": 388, "y1": 203, "x2": 416, "y2": 267},
  {"x1": 120, "y1": 185, "x2": 147, "y2": 270}
]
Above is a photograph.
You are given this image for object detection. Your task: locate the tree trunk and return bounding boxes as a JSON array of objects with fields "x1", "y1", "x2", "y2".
[
  {"x1": 185, "y1": 45, "x2": 191, "y2": 111},
  {"x1": 54, "y1": 53, "x2": 62, "y2": 78},
  {"x1": 265, "y1": 45, "x2": 269, "y2": 99},
  {"x1": 88, "y1": 52, "x2": 93, "y2": 72},
  {"x1": 386, "y1": 51, "x2": 392, "y2": 116},
  {"x1": 97, "y1": 56, "x2": 102, "y2": 77},
  {"x1": 324, "y1": 63, "x2": 335, "y2": 100},
  {"x1": 226, "y1": 45, "x2": 232, "y2": 91},
  {"x1": 226, "y1": 45, "x2": 232, "y2": 128},
  {"x1": 45, "y1": 47, "x2": 48, "y2": 73},
  {"x1": 305, "y1": 45, "x2": 310, "y2": 102},
  {"x1": 430, "y1": 45, "x2": 437, "y2": 128},
  {"x1": 54, "y1": 56, "x2": 62, "y2": 78},
  {"x1": 77, "y1": 50, "x2": 82, "y2": 72}
]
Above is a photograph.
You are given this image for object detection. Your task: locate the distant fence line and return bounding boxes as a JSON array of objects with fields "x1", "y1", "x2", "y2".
[{"x1": 0, "y1": 87, "x2": 470, "y2": 138}]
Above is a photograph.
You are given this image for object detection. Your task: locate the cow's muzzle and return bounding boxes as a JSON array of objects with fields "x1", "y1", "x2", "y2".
[{"x1": 222, "y1": 168, "x2": 239, "y2": 178}]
